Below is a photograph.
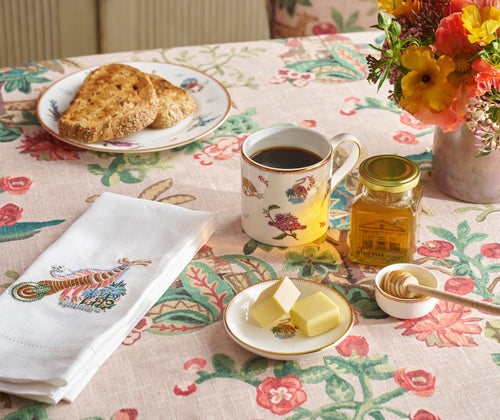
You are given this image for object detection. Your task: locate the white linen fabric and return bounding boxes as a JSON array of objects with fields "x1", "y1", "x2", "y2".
[{"x1": 0, "y1": 192, "x2": 216, "y2": 403}]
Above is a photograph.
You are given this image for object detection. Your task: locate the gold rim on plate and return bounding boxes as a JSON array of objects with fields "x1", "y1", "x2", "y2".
[{"x1": 223, "y1": 278, "x2": 354, "y2": 360}]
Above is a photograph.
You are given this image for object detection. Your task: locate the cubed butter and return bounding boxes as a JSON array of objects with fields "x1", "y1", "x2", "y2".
[
  {"x1": 250, "y1": 277, "x2": 301, "y2": 327},
  {"x1": 290, "y1": 291, "x2": 339, "y2": 337}
]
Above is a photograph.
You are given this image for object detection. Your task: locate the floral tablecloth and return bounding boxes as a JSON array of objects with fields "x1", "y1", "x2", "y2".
[{"x1": 1, "y1": 31, "x2": 499, "y2": 420}]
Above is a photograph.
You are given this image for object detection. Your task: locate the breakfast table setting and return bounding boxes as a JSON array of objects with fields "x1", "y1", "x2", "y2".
[{"x1": 1, "y1": 2, "x2": 500, "y2": 418}]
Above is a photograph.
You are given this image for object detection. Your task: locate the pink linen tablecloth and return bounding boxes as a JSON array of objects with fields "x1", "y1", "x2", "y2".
[{"x1": 1, "y1": 32, "x2": 499, "y2": 419}]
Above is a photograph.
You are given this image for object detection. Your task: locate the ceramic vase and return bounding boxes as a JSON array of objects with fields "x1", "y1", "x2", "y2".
[{"x1": 432, "y1": 124, "x2": 500, "y2": 203}]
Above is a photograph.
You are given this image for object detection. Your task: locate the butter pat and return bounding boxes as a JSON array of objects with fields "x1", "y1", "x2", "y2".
[
  {"x1": 290, "y1": 291, "x2": 339, "y2": 337},
  {"x1": 250, "y1": 277, "x2": 301, "y2": 327}
]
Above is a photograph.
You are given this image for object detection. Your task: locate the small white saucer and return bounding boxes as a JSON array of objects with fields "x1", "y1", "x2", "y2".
[{"x1": 223, "y1": 278, "x2": 354, "y2": 360}]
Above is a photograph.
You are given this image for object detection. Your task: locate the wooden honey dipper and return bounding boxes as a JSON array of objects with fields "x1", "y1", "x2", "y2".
[{"x1": 380, "y1": 270, "x2": 500, "y2": 316}]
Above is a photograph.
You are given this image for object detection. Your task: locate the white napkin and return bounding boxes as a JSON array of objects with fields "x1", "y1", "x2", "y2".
[{"x1": 0, "y1": 192, "x2": 216, "y2": 404}]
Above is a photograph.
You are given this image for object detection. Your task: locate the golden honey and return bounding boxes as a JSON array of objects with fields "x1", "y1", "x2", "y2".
[{"x1": 349, "y1": 155, "x2": 423, "y2": 266}]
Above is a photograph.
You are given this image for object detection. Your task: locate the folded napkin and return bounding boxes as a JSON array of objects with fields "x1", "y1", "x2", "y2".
[{"x1": 0, "y1": 192, "x2": 216, "y2": 403}]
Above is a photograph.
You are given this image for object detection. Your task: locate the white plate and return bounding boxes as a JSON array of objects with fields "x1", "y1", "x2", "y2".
[
  {"x1": 224, "y1": 278, "x2": 354, "y2": 360},
  {"x1": 36, "y1": 62, "x2": 231, "y2": 153}
]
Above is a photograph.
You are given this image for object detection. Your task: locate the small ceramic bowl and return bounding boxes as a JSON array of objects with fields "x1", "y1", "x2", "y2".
[{"x1": 374, "y1": 263, "x2": 439, "y2": 319}]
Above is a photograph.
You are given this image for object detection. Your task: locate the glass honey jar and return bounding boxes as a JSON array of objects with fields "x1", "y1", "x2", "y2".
[{"x1": 349, "y1": 155, "x2": 423, "y2": 266}]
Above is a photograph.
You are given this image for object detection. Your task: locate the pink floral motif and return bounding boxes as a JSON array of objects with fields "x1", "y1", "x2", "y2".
[
  {"x1": 399, "y1": 111, "x2": 429, "y2": 129},
  {"x1": 336, "y1": 335, "x2": 369, "y2": 357},
  {"x1": 269, "y1": 68, "x2": 315, "y2": 87},
  {"x1": 113, "y1": 408, "x2": 139, "y2": 420},
  {"x1": 256, "y1": 376, "x2": 307, "y2": 415},
  {"x1": 393, "y1": 130, "x2": 418, "y2": 145},
  {"x1": 340, "y1": 97, "x2": 360, "y2": 116},
  {"x1": 183, "y1": 358, "x2": 207, "y2": 371},
  {"x1": 122, "y1": 316, "x2": 153, "y2": 345},
  {"x1": 17, "y1": 131, "x2": 81, "y2": 161},
  {"x1": 193, "y1": 134, "x2": 247, "y2": 166},
  {"x1": 264, "y1": 206, "x2": 306, "y2": 240},
  {"x1": 300, "y1": 120, "x2": 317, "y2": 128},
  {"x1": 410, "y1": 408, "x2": 441, "y2": 420},
  {"x1": 173, "y1": 383, "x2": 197, "y2": 396},
  {"x1": 396, "y1": 300, "x2": 483, "y2": 347},
  {"x1": 417, "y1": 240, "x2": 454, "y2": 258},
  {"x1": 394, "y1": 368, "x2": 436, "y2": 397},
  {"x1": 481, "y1": 243, "x2": 500, "y2": 258},
  {"x1": 444, "y1": 277, "x2": 475, "y2": 296},
  {"x1": 0, "y1": 203, "x2": 23, "y2": 227},
  {"x1": 0, "y1": 176, "x2": 33, "y2": 195}
]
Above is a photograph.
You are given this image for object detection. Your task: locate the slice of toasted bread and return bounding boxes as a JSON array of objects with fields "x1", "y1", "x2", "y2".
[
  {"x1": 58, "y1": 63, "x2": 158, "y2": 143},
  {"x1": 147, "y1": 74, "x2": 196, "y2": 129}
]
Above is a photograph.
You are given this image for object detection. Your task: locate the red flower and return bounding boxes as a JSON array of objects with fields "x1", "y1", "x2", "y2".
[
  {"x1": 336, "y1": 335, "x2": 369, "y2": 357},
  {"x1": 0, "y1": 203, "x2": 23, "y2": 227},
  {"x1": 0, "y1": 176, "x2": 33, "y2": 195},
  {"x1": 17, "y1": 130, "x2": 81, "y2": 161},
  {"x1": 312, "y1": 22, "x2": 338, "y2": 35},
  {"x1": 183, "y1": 358, "x2": 207, "y2": 371},
  {"x1": 394, "y1": 368, "x2": 436, "y2": 397},
  {"x1": 173, "y1": 383, "x2": 197, "y2": 396},
  {"x1": 113, "y1": 408, "x2": 139, "y2": 420},
  {"x1": 393, "y1": 130, "x2": 418, "y2": 145},
  {"x1": 410, "y1": 408, "x2": 441, "y2": 420},
  {"x1": 256, "y1": 376, "x2": 307, "y2": 415},
  {"x1": 444, "y1": 277, "x2": 475, "y2": 296},
  {"x1": 481, "y1": 243, "x2": 500, "y2": 258},
  {"x1": 417, "y1": 240, "x2": 454, "y2": 258}
]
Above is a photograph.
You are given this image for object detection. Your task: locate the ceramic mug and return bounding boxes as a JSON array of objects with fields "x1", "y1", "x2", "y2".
[{"x1": 241, "y1": 126, "x2": 361, "y2": 246}]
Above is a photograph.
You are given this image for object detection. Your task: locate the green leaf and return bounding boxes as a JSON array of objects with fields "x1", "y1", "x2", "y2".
[
  {"x1": 492, "y1": 353, "x2": 500, "y2": 366},
  {"x1": 296, "y1": 366, "x2": 331, "y2": 383},
  {"x1": 486, "y1": 263, "x2": 500, "y2": 272},
  {"x1": 153, "y1": 308, "x2": 212, "y2": 326},
  {"x1": 456, "y1": 220, "x2": 471, "y2": 240},
  {"x1": 318, "y1": 410, "x2": 352, "y2": 420},
  {"x1": 466, "y1": 232, "x2": 489, "y2": 243},
  {"x1": 273, "y1": 360, "x2": 302, "y2": 378},
  {"x1": 0, "y1": 220, "x2": 65, "y2": 243},
  {"x1": 427, "y1": 225, "x2": 457, "y2": 243},
  {"x1": 182, "y1": 261, "x2": 234, "y2": 319},
  {"x1": 241, "y1": 356, "x2": 268, "y2": 376},
  {"x1": 325, "y1": 372, "x2": 355, "y2": 402},
  {"x1": 212, "y1": 353, "x2": 238, "y2": 375},
  {"x1": 0, "y1": 126, "x2": 21, "y2": 142},
  {"x1": 0, "y1": 403, "x2": 51, "y2": 419}
]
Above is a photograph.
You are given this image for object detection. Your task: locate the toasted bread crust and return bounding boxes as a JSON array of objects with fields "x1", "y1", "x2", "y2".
[
  {"x1": 58, "y1": 64, "x2": 158, "y2": 143},
  {"x1": 147, "y1": 74, "x2": 196, "y2": 129}
]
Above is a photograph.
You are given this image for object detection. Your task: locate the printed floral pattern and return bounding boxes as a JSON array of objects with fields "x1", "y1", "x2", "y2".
[
  {"x1": 0, "y1": 176, "x2": 33, "y2": 194},
  {"x1": 17, "y1": 130, "x2": 82, "y2": 161},
  {"x1": 256, "y1": 376, "x2": 307, "y2": 415},
  {"x1": 264, "y1": 205, "x2": 307, "y2": 240}
]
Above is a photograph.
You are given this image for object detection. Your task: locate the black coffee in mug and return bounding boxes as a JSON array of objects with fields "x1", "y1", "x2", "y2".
[{"x1": 250, "y1": 146, "x2": 323, "y2": 169}]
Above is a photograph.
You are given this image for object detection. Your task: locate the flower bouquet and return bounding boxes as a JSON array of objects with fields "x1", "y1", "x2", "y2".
[{"x1": 368, "y1": 0, "x2": 500, "y2": 155}]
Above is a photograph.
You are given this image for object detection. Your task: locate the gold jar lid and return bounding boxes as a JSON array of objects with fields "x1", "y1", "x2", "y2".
[{"x1": 359, "y1": 155, "x2": 420, "y2": 193}]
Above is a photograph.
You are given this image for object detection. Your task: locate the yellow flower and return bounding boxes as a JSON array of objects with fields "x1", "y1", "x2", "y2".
[
  {"x1": 400, "y1": 46, "x2": 456, "y2": 114},
  {"x1": 378, "y1": 0, "x2": 420, "y2": 20},
  {"x1": 462, "y1": 5, "x2": 500, "y2": 44}
]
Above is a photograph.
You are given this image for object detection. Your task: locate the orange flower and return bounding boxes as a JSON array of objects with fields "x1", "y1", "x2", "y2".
[{"x1": 400, "y1": 46, "x2": 456, "y2": 114}]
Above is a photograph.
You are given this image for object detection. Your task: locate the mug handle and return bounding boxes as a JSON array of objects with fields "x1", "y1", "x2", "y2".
[{"x1": 329, "y1": 133, "x2": 362, "y2": 192}]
